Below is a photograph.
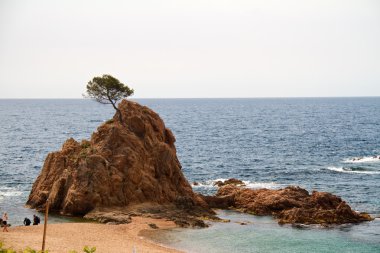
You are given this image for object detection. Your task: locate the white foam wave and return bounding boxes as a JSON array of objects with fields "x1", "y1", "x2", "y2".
[
  {"x1": 0, "y1": 186, "x2": 23, "y2": 200},
  {"x1": 191, "y1": 178, "x2": 280, "y2": 189},
  {"x1": 244, "y1": 181, "x2": 280, "y2": 189},
  {"x1": 326, "y1": 167, "x2": 380, "y2": 175},
  {"x1": 344, "y1": 155, "x2": 380, "y2": 163},
  {"x1": 191, "y1": 178, "x2": 227, "y2": 188}
]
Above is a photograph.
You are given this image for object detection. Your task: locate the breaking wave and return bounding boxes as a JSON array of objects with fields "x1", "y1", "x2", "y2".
[
  {"x1": 326, "y1": 166, "x2": 380, "y2": 175},
  {"x1": 344, "y1": 155, "x2": 380, "y2": 163},
  {"x1": 191, "y1": 178, "x2": 281, "y2": 189}
]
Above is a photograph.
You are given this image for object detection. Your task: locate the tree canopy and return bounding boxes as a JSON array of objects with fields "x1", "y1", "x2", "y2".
[{"x1": 84, "y1": 74, "x2": 134, "y2": 122}]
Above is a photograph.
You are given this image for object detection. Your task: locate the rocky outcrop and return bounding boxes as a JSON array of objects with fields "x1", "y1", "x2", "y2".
[
  {"x1": 213, "y1": 178, "x2": 245, "y2": 187},
  {"x1": 205, "y1": 184, "x2": 373, "y2": 225},
  {"x1": 27, "y1": 100, "x2": 213, "y2": 226}
]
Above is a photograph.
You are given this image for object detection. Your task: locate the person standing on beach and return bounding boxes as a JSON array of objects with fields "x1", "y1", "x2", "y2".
[
  {"x1": 33, "y1": 214, "x2": 40, "y2": 225},
  {"x1": 24, "y1": 217, "x2": 31, "y2": 226},
  {"x1": 2, "y1": 212, "x2": 9, "y2": 232}
]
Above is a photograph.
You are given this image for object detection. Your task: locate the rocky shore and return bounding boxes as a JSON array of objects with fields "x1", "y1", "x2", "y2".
[
  {"x1": 26, "y1": 100, "x2": 373, "y2": 227},
  {"x1": 202, "y1": 179, "x2": 373, "y2": 225}
]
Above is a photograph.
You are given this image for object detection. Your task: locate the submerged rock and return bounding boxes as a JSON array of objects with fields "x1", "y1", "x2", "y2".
[
  {"x1": 204, "y1": 185, "x2": 373, "y2": 225},
  {"x1": 27, "y1": 100, "x2": 213, "y2": 225}
]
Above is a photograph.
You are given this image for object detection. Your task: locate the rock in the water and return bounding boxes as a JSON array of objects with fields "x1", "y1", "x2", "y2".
[
  {"x1": 209, "y1": 185, "x2": 373, "y2": 225},
  {"x1": 276, "y1": 191, "x2": 373, "y2": 225},
  {"x1": 214, "y1": 178, "x2": 245, "y2": 187},
  {"x1": 26, "y1": 100, "x2": 211, "y2": 221},
  {"x1": 200, "y1": 194, "x2": 235, "y2": 209}
]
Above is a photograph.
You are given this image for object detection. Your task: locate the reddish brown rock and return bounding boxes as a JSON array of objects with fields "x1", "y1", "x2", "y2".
[
  {"x1": 200, "y1": 194, "x2": 235, "y2": 209},
  {"x1": 212, "y1": 185, "x2": 373, "y2": 225},
  {"x1": 27, "y1": 100, "x2": 211, "y2": 224},
  {"x1": 214, "y1": 178, "x2": 245, "y2": 187},
  {"x1": 276, "y1": 191, "x2": 373, "y2": 225}
]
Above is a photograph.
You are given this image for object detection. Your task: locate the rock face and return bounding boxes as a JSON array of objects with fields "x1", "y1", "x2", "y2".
[
  {"x1": 206, "y1": 184, "x2": 373, "y2": 225},
  {"x1": 27, "y1": 100, "x2": 210, "y2": 222}
]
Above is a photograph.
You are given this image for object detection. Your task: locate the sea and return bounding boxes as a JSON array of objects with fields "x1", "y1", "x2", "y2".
[{"x1": 0, "y1": 98, "x2": 379, "y2": 252}]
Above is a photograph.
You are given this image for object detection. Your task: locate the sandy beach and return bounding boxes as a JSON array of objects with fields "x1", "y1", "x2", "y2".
[{"x1": 0, "y1": 217, "x2": 181, "y2": 253}]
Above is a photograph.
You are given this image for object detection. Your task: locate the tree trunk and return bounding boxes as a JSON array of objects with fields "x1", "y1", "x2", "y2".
[
  {"x1": 116, "y1": 108, "x2": 123, "y2": 123},
  {"x1": 108, "y1": 98, "x2": 123, "y2": 123}
]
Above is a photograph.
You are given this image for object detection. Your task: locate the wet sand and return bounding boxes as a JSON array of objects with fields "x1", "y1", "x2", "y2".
[{"x1": 0, "y1": 217, "x2": 181, "y2": 253}]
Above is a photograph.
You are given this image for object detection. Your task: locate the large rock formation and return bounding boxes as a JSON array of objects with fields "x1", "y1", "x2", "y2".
[
  {"x1": 203, "y1": 184, "x2": 372, "y2": 225},
  {"x1": 204, "y1": 184, "x2": 373, "y2": 225},
  {"x1": 27, "y1": 100, "x2": 212, "y2": 225},
  {"x1": 27, "y1": 101, "x2": 373, "y2": 227}
]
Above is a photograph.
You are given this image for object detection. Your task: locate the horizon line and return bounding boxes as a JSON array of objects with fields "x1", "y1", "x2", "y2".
[{"x1": 0, "y1": 96, "x2": 380, "y2": 100}]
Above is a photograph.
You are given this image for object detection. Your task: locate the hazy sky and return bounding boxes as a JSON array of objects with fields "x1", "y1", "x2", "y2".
[{"x1": 1, "y1": 0, "x2": 379, "y2": 98}]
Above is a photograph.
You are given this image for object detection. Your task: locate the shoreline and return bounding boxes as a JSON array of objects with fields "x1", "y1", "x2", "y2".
[{"x1": 0, "y1": 217, "x2": 182, "y2": 253}]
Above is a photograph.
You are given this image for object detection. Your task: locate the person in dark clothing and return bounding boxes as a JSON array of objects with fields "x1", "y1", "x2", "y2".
[
  {"x1": 33, "y1": 215, "x2": 40, "y2": 225},
  {"x1": 2, "y1": 212, "x2": 9, "y2": 232},
  {"x1": 24, "y1": 217, "x2": 31, "y2": 226}
]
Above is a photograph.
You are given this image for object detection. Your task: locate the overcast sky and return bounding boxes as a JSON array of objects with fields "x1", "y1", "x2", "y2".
[{"x1": 0, "y1": 0, "x2": 379, "y2": 98}]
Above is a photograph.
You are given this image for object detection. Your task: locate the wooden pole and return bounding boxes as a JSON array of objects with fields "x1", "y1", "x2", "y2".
[{"x1": 42, "y1": 199, "x2": 49, "y2": 252}]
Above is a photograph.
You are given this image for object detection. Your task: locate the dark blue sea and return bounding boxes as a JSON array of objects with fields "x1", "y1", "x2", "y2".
[{"x1": 0, "y1": 98, "x2": 379, "y2": 252}]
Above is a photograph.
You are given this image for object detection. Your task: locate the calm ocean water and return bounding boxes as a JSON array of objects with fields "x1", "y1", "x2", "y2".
[{"x1": 0, "y1": 98, "x2": 379, "y2": 252}]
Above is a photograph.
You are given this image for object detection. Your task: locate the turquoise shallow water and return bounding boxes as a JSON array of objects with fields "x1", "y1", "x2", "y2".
[{"x1": 150, "y1": 210, "x2": 380, "y2": 253}]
